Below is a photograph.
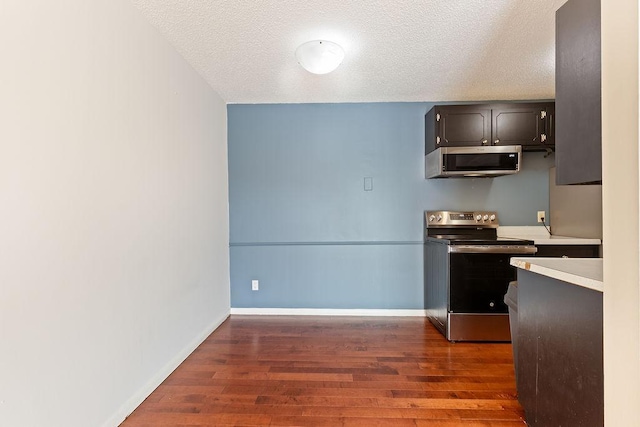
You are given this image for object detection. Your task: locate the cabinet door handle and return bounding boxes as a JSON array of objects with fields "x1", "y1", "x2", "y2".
[
  {"x1": 494, "y1": 139, "x2": 500, "y2": 145},
  {"x1": 482, "y1": 139, "x2": 488, "y2": 145},
  {"x1": 436, "y1": 136, "x2": 441, "y2": 145},
  {"x1": 541, "y1": 134, "x2": 547, "y2": 142}
]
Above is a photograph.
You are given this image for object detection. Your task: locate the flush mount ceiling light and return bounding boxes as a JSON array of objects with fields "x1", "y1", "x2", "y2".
[{"x1": 295, "y1": 40, "x2": 345, "y2": 75}]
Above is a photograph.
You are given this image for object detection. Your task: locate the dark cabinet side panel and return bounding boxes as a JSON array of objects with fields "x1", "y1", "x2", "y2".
[
  {"x1": 555, "y1": 0, "x2": 602, "y2": 184},
  {"x1": 425, "y1": 106, "x2": 438, "y2": 154},
  {"x1": 535, "y1": 244, "x2": 599, "y2": 258},
  {"x1": 517, "y1": 270, "x2": 603, "y2": 426},
  {"x1": 546, "y1": 102, "x2": 556, "y2": 147},
  {"x1": 424, "y1": 241, "x2": 448, "y2": 335}
]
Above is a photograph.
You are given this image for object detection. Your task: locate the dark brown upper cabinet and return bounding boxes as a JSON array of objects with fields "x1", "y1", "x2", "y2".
[
  {"x1": 555, "y1": 0, "x2": 602, "y2": 185},
  {"x1": 425, "y1": 102, "x2": 555, "y2": 154},
  {"x1": 425, "y1": 105, "x2": 491, "y2": 151},
  {"x1": 492, "y1": 103, "x2": 555, "y2": 149}
]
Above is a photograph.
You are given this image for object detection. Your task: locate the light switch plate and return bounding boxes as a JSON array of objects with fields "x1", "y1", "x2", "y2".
[{"x1": 364, "y1": 177, "x2": 373, "y2": 191}]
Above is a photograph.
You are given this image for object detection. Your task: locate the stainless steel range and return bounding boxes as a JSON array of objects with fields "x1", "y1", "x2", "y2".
[{"x1": 424, "y1": 210, "x2": 537, "y2": 342}]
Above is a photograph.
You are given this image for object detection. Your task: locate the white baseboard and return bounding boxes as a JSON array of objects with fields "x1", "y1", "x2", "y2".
[
  {"x1": 230, "y1": 308, "x2": 427, "y2": 317},
  {"x1": 103, "y1": 309, "x2": 230, "y2": 427}
]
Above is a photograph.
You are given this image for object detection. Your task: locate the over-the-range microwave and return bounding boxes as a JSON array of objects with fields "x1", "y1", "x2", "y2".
[{"x1": 425, "y1": 145, "x2": 522, "y2": 178}]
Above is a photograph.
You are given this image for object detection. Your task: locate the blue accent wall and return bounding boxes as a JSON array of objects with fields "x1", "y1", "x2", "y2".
[{"x1": 228, "y1": 103, "x2": 554, "y2": 309}]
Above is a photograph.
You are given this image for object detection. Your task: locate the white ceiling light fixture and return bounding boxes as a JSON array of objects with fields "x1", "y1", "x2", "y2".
[{"x1": 295, "y1": 40, "x2": 345, "y2": 75}]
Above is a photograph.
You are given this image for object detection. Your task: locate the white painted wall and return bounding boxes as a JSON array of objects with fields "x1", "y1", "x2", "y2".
[
  {"x1": 0, "y1": 1, "x2": 230, "y2": 426},
  {"x1": 601, "y1": 0, "x2": 640, "y2": 425}
]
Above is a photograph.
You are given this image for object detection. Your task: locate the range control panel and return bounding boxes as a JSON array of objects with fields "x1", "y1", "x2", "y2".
[{"x1": 425, "y1": 210, "x2": 499, "y2": 228}]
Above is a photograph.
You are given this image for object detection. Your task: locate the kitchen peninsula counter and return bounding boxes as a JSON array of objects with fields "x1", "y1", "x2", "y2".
[{"x1": 510, "y1": 257, "x2": 603, "y2": 292}]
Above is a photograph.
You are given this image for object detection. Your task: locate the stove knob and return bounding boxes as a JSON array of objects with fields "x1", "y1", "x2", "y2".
[
  {"x1": 483, "y1": 214, "x2": 489, "y2": 221},
  {"x1": 429, "y1": 215, "x2": 436, "y2": 222},
  {"x1": 436, "y1": 214, "x2": 443, "y2": 222},
  {"x1": 489, "y1": 214, "x2": 496, "y2": 221},
  {"x1": 475, "y1": 214, "x2": 482, "y2": 221}
]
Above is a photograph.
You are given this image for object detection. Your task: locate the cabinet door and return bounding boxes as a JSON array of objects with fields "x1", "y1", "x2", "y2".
[
  {"x1": 436, "y1": 105, "x2": 491, "y2": 147},
  {"x1": 555, "y1": 0, "x2": 601, "y2": 184},
  {"x1": 491, "y1": 103, "x2": 552, "y2": 149},
  {"x1": 545, "y1": 102, "x2": 556, "y2": 147}
]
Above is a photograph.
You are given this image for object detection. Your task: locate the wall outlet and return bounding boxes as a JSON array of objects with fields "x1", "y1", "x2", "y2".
[
  {"x1": 251, "y1": 280, "x2": 259, "y2": 291},
  {"x1": 537, "y1": 210, "x2": 546, "y2": 223}
]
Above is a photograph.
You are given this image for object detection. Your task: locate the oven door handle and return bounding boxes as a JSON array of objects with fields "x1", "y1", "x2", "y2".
[{"x1": 448, "y1": 245, "x2": 538, "y2": 254}]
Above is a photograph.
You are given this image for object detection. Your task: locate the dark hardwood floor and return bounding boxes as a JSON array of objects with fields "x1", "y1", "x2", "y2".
[{"x1": 121, "y1": 316, "x2": 524, "y2": 426}]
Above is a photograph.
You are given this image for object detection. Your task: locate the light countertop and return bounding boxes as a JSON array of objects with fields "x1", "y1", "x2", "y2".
[
  {"x1": 511, "y1": 257, "x2": 603, "y2": 293},
  {"x1": 498, "y1": 226, "x2": 602, "y2": 246}
]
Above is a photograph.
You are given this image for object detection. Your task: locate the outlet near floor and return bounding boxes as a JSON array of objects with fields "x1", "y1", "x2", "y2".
[{"x1": 251, "y1": 280, "x2": 259, "y2": 291}]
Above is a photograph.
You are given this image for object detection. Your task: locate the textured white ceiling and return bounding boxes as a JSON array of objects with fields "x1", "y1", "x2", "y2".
[{"x1": 131, "y1": 0, "x2": 568, "y2": 104}]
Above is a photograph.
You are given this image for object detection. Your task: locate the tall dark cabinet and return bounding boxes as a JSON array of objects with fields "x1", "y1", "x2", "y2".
[{"x1": 555, "y1": 0, "x2": 602, "y2": 184}]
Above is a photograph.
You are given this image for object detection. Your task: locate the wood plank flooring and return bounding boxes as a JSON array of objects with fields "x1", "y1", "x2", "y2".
[{"x1": 121, "y1": 316, "x2": 525, "y2": 426}]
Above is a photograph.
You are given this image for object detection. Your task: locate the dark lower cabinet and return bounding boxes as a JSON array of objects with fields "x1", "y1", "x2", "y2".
[
  {"x1": 535, "y1": 244, "x2": 599, "y2": 258},
  {"x1": 517, "y1": 270, "x2": 603, "y2": 426}
]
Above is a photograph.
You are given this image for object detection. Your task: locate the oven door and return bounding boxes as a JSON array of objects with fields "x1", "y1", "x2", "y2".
[{"x1": 448, "y1": 245, "x2": 537, "y2": 313}]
